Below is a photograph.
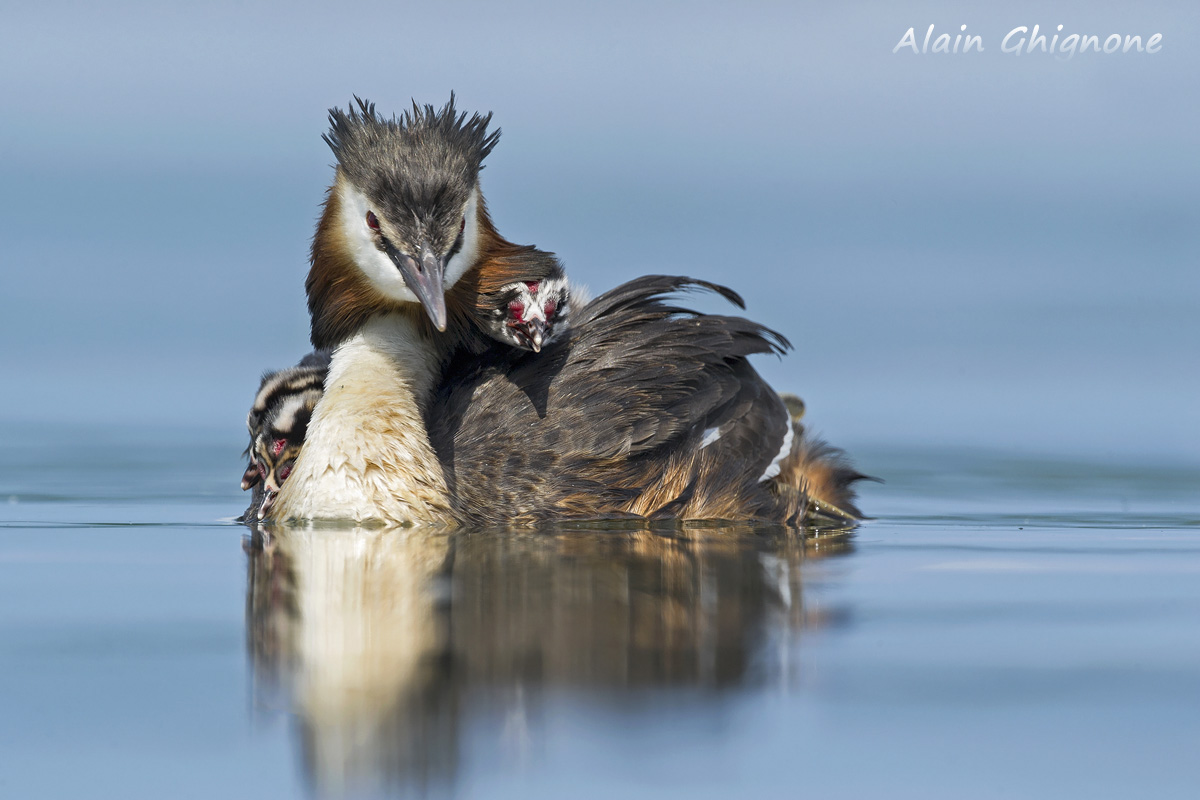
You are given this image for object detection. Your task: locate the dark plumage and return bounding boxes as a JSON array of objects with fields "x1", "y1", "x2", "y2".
[{"x1": 427, "y1": 276, "x2": 866, "y2": 525}]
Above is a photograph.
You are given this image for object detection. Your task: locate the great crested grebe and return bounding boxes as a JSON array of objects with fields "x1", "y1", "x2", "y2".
[{"x1": 265, "y1": 97, "x2": 866, "y2": 526}]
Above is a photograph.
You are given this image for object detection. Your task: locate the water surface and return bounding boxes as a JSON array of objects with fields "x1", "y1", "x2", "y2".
[{"x1": 1, "y1": 425, "x2": 1197, "y2": 799}]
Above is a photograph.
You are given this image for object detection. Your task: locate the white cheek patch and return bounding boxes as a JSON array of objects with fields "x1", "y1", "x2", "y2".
[
  {"x1": 338, "y1": 183, "x2": 419, "y2": 304},
  {"x1": 758, "y1": 424, "x2": 794, "y2": 482},
  {"x1": 445, "y1": 187, "x2": 481, "y2": 290},
  {"x1": 338, "y1": 179, "x2": 482, "y2": 301}
]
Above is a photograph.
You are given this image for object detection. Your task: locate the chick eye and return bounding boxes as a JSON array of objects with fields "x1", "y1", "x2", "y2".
[
  {"x1": 544, "y1": 299, "x2": 557, "y2": 320},
  {"x1": 366, "y1": 211, "x2": 380, "y2": 231},
  {"x1": 508, "y1": 299, "x2": 525, "y2": 321}
]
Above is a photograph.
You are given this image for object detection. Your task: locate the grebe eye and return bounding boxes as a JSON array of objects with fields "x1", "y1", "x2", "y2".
[
  {"x1": 544, "y1": 299, "x2": 557, "y2": 320},
  {"x1": 366, "y1": 211, "x2": 380, "y2": 231},
  {"x1": 508, "y1": 299, "x2": 525, "y2": 321},
  {"x1": 460, "y1": 217, "x2": 466, "y2": 235}
]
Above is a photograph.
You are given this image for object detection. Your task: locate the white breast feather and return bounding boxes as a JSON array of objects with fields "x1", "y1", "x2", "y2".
[{"x1": 271, "y1": 315, "x2": 452, "y2": 525}]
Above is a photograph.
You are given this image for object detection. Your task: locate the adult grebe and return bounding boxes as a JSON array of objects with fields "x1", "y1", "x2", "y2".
[{"x1": 267, "y1": 97, "x2": 865, "y2": 526}]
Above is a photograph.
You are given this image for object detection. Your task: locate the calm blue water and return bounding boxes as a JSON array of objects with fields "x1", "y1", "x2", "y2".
[
  {"x1": 1, "y1": 424, "x2": 1196, "y2": 799},
  {"x1": 2, "y1": 3, "x2": 1196, "y2": 796}
]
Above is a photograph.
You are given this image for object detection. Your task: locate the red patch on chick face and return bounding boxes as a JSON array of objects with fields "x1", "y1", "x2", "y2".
[
  {"x1": 508, "y1": 299, "x2": 526, "y2": 322},
  {"x1": 272, "y1": 438, "x2": 287, "y2": 456}
]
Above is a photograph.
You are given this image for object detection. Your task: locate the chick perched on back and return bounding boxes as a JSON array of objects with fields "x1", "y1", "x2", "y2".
[
  {"x1": 451, "y1": 244, "x2": 583, "y2": 356},
  {"x1": 479, "y1": 275, "x2": 582, "y2": 353}
]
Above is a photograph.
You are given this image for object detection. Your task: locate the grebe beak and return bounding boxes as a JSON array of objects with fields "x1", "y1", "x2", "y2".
[
  {"x1": 526, "y1": 318, "x2": 547, "y2": 353},
  {"x1": 389, "y1": 242, "x2": 447, "y2": 331}
]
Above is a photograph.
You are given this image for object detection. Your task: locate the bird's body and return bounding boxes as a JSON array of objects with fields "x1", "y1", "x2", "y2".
[
  {"x1": 277, "y1": 311, "x2": 453, "y2": 524},
  {"x1": 428, "y1": 276, "x2": 815, "y2": 525},
  {"x1": 265, "y1": 97, "x2": 865, "y2": 527}
]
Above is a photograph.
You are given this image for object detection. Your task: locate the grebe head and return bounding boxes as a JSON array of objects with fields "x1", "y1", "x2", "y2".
[
  {"x1": 314, "y1": 95, "x2": 500, "y2": 337},
  {"x1": 240, "y1": 358, "x2": 328, "y2": 519},
  {"x1": 247, "y1": 389, "x2": 321, "y2": 519},
  {"x1": 484, "y1": 276, "x2": 574, "y2": 353}
]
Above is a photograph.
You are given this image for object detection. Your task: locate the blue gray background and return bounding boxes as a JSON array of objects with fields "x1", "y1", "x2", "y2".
[{"x1": 2, "y1": 0, "x2": 1195, "y2": 461}]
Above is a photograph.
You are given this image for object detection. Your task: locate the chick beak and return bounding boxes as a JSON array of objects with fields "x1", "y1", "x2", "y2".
[
  {"x1": 258, "y1": 488, "x2": 278, "y2": 520},
  {"x1": 390, "y1": 243, "x2": 447, "y2": 331},
  {"x1": 240, "y1": 463, "x2": 260, "y2": 491},
  {"x1": 257, "y1": 463, "x2": 290, "y2": 519},
  {"x1": 525, "y1": 318, "x2": 547, "y2": 353}
]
